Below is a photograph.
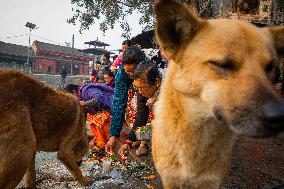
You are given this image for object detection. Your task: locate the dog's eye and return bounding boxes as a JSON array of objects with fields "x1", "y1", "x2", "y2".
[
  {"x1": 265, "y1": 59, "x2": 277, "y2": 80},
  {"x1": 208, "y1": 60, "x2": 236, "y2": 71},
  {"x1": 265, "y1": 60, "x2": 275, "y2": 75}
]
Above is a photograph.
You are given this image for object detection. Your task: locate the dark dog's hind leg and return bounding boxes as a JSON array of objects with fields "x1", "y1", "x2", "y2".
[
  {"x1": 0, "y1": 109, "x2": 36, "y2": 189},
  {"x1": 24, "y1": 153, "x2": 36, "y2": 188}
]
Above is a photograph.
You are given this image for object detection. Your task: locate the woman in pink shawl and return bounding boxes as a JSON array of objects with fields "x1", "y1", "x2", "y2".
[{"x1": 110, "y1": 40, "x2": 131, "y2": 73}]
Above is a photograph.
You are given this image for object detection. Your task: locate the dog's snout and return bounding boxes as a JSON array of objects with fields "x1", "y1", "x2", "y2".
[{"x1": 262, "y1": 98, "x2": 284, "y2": 134}]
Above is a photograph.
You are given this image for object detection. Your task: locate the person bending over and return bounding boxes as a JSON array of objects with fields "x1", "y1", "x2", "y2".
[
  {"x1": 105, "y1": 47, "x2": 150, "y2": 155},
  {"x1": 118, "y1": 60, "x2": 162, "y2": 156}
]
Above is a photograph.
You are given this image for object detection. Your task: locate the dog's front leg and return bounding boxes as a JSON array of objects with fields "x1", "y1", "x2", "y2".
[
  {"x1": 57, "y1": 148, "x2": 92, "y2": 186},
  {"x1": 24, "y1": 153, "x2": 36, "y2": 189}
]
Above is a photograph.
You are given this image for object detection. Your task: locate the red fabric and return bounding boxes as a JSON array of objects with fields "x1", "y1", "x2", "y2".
[
  {"x1": 91, "y1": 77, "x2": 97, "y2": 83},
  {"x1": 121, "y1": 90, "x2": 153, "y2": 140},
  {"x1": 127, "y1": 90, "x2": 153, "y2": 124}
]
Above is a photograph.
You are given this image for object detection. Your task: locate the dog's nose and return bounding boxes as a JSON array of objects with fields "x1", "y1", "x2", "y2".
[{"x1": 262, "y1": 98, "x2": 284, "y2": 134}]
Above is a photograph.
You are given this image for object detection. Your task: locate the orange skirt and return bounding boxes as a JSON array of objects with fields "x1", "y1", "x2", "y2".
[{"x1": 87, "y1": 111, "x2": 111, "y2": 149}]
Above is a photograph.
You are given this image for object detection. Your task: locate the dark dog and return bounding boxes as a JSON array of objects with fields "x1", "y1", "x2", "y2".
[{"x1": 0, "y1": 70, "x2": 92, "y2": 188}]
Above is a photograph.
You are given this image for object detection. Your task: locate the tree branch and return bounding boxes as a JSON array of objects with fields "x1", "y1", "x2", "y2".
[{"x1": 116, "y1": 0, "x2": 140, "y2": 8}]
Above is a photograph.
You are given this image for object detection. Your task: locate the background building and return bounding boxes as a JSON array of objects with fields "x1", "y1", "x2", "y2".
[
  {"x1": 0, "y1": 41, "x2": 34, "y2": 72},
  {"x1": 32, "y1": 40, "x2": 92, "y2": 75}
]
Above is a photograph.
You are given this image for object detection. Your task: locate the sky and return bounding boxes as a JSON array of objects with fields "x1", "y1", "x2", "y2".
[{"x1": 0, "y1": 0, "x2": 144, "y2": 51}]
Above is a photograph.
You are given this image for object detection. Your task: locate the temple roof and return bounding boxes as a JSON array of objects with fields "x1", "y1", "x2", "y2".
[
  {"x1": 0, "y1": 41, "x2": 34, "y2": 58},
  {"x1": 80, "y1": 47, "x2": 113, "y2": 56},
  {"x1": 84, "y1": 40, "x2": 110, "y2": 47}
]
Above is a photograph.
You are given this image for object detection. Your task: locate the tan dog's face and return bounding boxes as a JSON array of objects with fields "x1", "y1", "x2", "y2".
[{"x1": 155, "y1": 0, "x2": 284, "y2": 138}]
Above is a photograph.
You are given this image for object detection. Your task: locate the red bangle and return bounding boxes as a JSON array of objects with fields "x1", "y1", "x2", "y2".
[{"x1": 123, "y1": 140, "x2": 132, "y2": 147}]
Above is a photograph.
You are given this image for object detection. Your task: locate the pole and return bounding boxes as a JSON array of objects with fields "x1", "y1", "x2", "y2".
[
  {"x1": 25, "y1": 22, "x2": 37, "y2": 73},
  {"x1": 71, "y1": 34, "x2": 74, "y2": 75},
  {"x1": 27, "y1": 28, "x2": 31, "y2": 73}
]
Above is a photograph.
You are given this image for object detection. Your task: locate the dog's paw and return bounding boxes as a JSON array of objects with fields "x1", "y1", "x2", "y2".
[{"x1": 80, "y1": 177, "x2": 93, "y2": 186}]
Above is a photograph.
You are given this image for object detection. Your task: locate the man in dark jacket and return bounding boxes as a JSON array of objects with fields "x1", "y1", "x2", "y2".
[{"x1": 60, "y1": 67, "x2": 67, "y2": 89}]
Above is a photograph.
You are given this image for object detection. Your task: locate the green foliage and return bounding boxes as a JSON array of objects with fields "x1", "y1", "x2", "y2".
[
  {"x1": 68, "y1": 0, "x2": 156, "y2": 38},
  {"x1": 110, "y1": 153, "x2": 119, "y2": 161},
  {"x1": 140, "y1": 123, "x2": 152, "y2": 134},
  {"x1": 124, "y1": 160, "x2": 147, "y2": 173},
  {"x1": 67, "y1": 0, "x2": 219, "y2": 38}
]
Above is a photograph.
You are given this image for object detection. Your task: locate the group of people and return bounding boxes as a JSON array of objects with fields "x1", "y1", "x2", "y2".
[{"x1": 65, "y1": 40, "x2": 165, "y2": 158}]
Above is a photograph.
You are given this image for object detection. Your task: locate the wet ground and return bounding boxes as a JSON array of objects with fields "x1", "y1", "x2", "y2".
[
  {"x1": 224, "y1": 133, "x2": 284, "y2": 189},
  {"x1": 17, "y1": 133, "x2": 284, "y2": 189}
]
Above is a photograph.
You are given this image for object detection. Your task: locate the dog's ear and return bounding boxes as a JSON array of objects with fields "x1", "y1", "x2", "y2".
[
  {"x1": 154, "y1": 0, "x2": 205, "y2": 60},
  {"x1": 269, "y1": 26, "x2": 284, "y2": 58}
]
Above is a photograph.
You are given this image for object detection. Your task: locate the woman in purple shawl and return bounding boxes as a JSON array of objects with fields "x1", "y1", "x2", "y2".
[
  {"x1": 65, "y1": 83, "x2": 114, "y2": 151},
  {"x1": 78, "y1": 83, "x2": 114, "y2": 114}
]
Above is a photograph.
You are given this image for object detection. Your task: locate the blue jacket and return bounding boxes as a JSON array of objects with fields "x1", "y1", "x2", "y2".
[{"x1": 109, "y1": 66, "x2": 149, "y2": 139}]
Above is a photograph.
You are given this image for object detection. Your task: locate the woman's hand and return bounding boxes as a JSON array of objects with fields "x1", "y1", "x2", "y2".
[
  {"x1": 105, "y1": 136, "x2": 118, "y2": 153},
  {"x1": 110, "y1": 66, "x2": 118, "y2": 73},
  {"x1": 118, "y1": 143, "x2": 130, "y2": 156},
  {"x1": 118, "y1": 140, "x2": 132, "y2": 160},
  {"x1": 79, "y1": 101, "x2": 86, "y2": 107}
]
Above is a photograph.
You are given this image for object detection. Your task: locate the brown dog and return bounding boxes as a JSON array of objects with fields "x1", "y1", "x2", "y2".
[
  {"x1": 152, "y1": 0, "x2": 284, "y2": 188},
  {"x1": 0, "y1": 70, "x2": 91, "y2": 189}
]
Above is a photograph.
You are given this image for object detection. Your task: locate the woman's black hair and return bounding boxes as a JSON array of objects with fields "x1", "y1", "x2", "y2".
[
  {"x1": 103, "y1": 52, "x2": 110, "y2": 60},
  {"x1": 65, "y1": 84, "x2": 79, "y2": 93},
  {"x1": 131, "y1": 60, "x2": 161, "y2": 85},
  {"x1": 122, "y1": 47, "x2": 146, "y2": 65},
  {"x1": 122, "y1": 40, "x2": 131, "y2": 47},
  {"x1": 102, "y1": 69, "x2": 114, "y2": 78},
  {"x1": 95, "y1": 60, "x2": 101, "y2": 65}
]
